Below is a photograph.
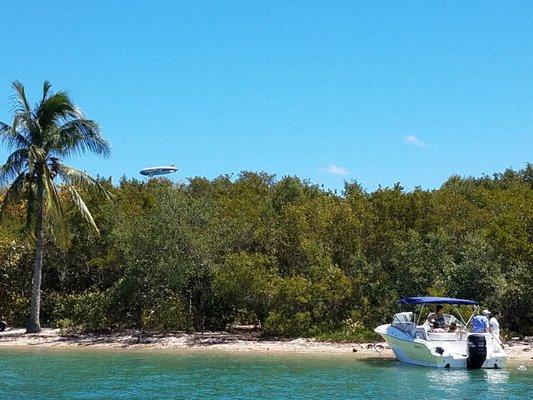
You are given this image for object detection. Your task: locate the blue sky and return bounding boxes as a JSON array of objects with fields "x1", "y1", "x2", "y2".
[{"x1": 1, "y1": 1, "x2": 532, "y2": 192}]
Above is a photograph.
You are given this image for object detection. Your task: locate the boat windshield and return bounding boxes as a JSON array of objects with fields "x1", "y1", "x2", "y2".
[
  {"x1": 391, "y1": 310, "x2": 471, "y2": 339},
  {"x1": 391, "y1": 312, "x2": 416, "y2": 335}
]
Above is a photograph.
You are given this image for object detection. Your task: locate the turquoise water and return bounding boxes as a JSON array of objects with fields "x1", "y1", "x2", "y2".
[{"x1": 0, "y1": 349, "x2": 531, "y2": 399}]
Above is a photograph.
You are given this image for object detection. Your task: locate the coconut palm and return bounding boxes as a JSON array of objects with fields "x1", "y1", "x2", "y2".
[{"x1": 0, "y1": 81, "x2": 112, "y2": 332}]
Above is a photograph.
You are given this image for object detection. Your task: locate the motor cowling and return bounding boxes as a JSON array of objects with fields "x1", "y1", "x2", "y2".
[{"x1": 467, "y1": 334, "x2": 487, "y2": 369}]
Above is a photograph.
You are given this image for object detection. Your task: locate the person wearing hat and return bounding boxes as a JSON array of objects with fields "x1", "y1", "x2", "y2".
[{"x1": 484, "y1": 310, "x2": 501, "y2": 341}]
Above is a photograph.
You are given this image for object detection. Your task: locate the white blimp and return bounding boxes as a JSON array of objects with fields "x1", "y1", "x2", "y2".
[{"x1": 140, "y1": 165, "x2": 178, "y2": 177}]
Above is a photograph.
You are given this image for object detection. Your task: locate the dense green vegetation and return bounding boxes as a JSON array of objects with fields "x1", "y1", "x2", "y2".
[{"x1": 1, "y1": 165, "x2": 531, "y2": 338}]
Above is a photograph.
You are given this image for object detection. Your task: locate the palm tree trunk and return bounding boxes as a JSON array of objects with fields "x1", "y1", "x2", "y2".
[{"x1": 27, "y1": 179, "x2": 44, "y2": 333}]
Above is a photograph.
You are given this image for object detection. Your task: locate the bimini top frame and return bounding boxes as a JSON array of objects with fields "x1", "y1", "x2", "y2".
[
  {"x1": 399, "y1": 297, "x2": 479, "y2": 328},
  {"x1": 399, "y1": 297, "x2": 478, "y2": 306}
]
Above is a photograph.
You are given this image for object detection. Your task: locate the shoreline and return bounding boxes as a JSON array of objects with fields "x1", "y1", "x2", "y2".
[
  {"x1": 1, "y1": 328, "x2": 532, "y2": 365},
  {"x1": 0, "y1": 329, "x2": 392, "y2": 359}
]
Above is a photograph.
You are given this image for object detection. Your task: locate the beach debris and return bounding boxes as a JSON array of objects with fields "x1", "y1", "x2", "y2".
[
  {"x1": 517, "y1": 365, "x2": 527, "y2": 371},
  {"x1": 290, "y1": 338, "x2": 310, "y2": 346},
  {"x1": 352, "y1": 348, "x2": 358, "y2": 352},
  {"x1": 365, "y1": 344, "x2": 385, "y2": 354}
]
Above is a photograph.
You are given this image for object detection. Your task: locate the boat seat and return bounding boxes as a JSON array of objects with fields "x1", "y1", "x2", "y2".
[
  {"x1": 427, "y1": 332, "x2": 460, "y2": 341},
  {"x1": 414, "y1": 327, "x2": 428, "y2": 340}
]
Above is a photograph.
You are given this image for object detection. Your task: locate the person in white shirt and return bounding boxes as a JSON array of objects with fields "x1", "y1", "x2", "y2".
[
  {"x1": 488, "y1": 311, "x2": 501, "y2": 341},
  {"x1": 483, "y1": 309, "x2": 501, "y2": 341}
]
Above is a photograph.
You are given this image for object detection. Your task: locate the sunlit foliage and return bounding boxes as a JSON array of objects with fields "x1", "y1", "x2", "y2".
[{"x1": 0, "y1": 165, "x2": 531, "y2": 338}]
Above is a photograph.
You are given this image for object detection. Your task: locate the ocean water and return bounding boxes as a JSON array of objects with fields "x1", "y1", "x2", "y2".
[{"x1": 0, "y1": 348, "x2": 531, "y2": 399}]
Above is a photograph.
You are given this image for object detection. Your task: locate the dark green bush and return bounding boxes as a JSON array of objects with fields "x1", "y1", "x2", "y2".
[
  {"x1": 1, "y1": 296, "x2": 30, "y2": 327},
  {"x1": 43, "y1": 291, "x2": 110, "y2": 332},
  {"x1": 263, "y1": 311, "x2": 312, "y2": 337},
  {"x1": 141, "y1": 297, "x2": 192, "y2": 332}
]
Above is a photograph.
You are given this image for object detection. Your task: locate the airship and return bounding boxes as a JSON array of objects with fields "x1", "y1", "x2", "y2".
[{"x1": 140, "y1": 165, "x2": 178, "y2": 177}]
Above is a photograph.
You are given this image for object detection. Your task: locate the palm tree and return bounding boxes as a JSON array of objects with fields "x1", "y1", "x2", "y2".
[{"x1": 0, "y1": 81, "x2": 112, "y2": 333}]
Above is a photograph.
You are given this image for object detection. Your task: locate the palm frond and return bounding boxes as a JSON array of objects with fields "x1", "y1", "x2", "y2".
[
  {"x1": 66, "y1": 185, "x2": 99, "y2": 234},
  {"x1": 50, "y1": 119, "x2": 111, "y2": 157},
  {"x1": 42, "y1": 167, "x2": 69, "y2": 246},
  {"x1": 42, "y1": 81, "x2": 52, "y2": 102},
  {"x1": 0, "y1": 171, "x2": 27, "y2": 223},
  {"x1": 0, "y1": 121, "x2": 30, "y2": 150},
  {"x1": 10, "y1": 80, "x2": 32, "y2": 116},
  {"x1": 0, "y1": 121, "x2": 9, "y2": 136},
  {"x1": 37, "y1": 91, "x2": 82, "y2": 131},
  {"x1": 0, "y1": 149, "x2": 28, "y2": 185},
  {"x1": 11, "y1": 108, "x2": 38, "y2": 146},
  {"x1": 58, "y1": 164, "x2": 114, "y2": 199}
]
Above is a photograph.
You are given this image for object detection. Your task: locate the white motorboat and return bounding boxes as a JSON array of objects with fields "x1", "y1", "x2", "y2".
[{"x1": 374, "y1": 296, "x2": 506, "y2": 369}]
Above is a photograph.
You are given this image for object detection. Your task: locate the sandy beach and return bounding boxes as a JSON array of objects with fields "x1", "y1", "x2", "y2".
[{"x1": 1, "y1": 328, "x2": 532, "y2": 365}]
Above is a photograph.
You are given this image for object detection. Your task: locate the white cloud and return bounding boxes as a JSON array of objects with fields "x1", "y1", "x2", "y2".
[
  {"x1": 404, "y1": 135, "x2": 426, "y2": 147},
  {"x1": 319, "y1": 164, "x2": 349, "y2": 176}
]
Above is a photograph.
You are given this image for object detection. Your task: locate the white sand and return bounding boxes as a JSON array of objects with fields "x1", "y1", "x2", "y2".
[
  {"x1": 1, "y1": 328, "x2": 531, "y2": 364},
  {"x1": 0, "y1": 328, "x2": 392, "y2": 358}
]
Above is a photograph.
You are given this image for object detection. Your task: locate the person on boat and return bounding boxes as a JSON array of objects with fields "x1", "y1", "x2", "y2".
[
  {"x1": 471, "y1": 312, "x2": 489, "y2": 333},
  {"x1": 448, "y1": 322, "x2": 458, "y2": 332},
  {"x1": 487, "y1": 310, "x2": 501, "y2": 341},
  {"x1": 427, "y1": 305, "x2": 447, "y2": 329}
]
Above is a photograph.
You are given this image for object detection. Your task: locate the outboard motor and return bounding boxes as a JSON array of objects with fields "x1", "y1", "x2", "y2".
[{"x1": 467, "y1": 334, "x2": 487, "y2": 369}]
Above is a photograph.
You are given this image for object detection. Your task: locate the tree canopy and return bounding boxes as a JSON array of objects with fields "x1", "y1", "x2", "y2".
[{"x1": 1, "y1": 165, "x2": 531, "y2": 338}]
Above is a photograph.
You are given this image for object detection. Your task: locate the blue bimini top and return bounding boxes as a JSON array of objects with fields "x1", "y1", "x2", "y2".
[{"x1": 398, "y1": 296, "x2": 478, "y2": 306}]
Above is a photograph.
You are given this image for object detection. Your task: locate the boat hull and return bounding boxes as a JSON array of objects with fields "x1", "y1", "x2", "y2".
[{"x1": 375, "y1": 324, "x2": 506, "y2": 369}]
